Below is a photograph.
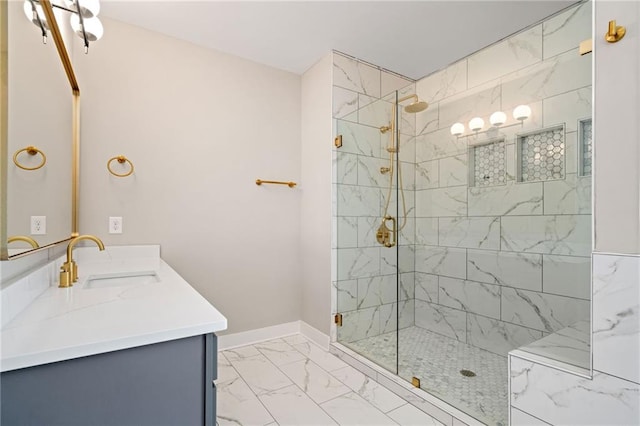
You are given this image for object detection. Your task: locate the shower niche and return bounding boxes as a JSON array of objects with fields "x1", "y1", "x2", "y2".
[{"x1": 332, "y1": 2, "x2": 592, "y2": 425}]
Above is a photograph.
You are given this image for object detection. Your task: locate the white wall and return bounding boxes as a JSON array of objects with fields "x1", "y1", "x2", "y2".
[
  {"x1": 72, "y1": 18, "x2": 302, "y2": 334},
  {"x1": 300, "y1": 54, "x2": 333, "y2": 335}
]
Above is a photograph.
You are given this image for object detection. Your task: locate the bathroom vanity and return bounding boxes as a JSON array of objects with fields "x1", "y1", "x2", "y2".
[{"x1": 0, "y1": 246, "x2": 227, "y2": 425}]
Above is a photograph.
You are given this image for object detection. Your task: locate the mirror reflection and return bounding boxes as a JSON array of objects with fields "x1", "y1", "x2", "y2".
[{"x1": 5, "y1": 1, "x2": 73, "y2": 256}]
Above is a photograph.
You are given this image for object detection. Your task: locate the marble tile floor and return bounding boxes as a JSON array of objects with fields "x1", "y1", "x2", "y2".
[
  {"x1": 216, "y1": 333, "x2": 443, "y2": 426},
  {"x1": 346, "y1": 327, "x2": 508, "y2": 426}
]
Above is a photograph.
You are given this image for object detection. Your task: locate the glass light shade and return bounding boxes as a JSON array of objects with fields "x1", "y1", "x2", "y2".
[
  {"x1": 23, "y1": 0, "x2": 49, "y2": 29},
  {"x1": 70, "y1": 14, "x2": 104, "y2": 41},
  {"x1": 65, "y1": 0, "x2": 100, "y2": 18},
  {"x1": 469, "y1": 117, "x2": 484, "y2": 132},
  {"x1": 450, "y1": 122, "x2": 465, "y2": 136},
  {"x1": 489, "y1": 111, "x2": 507, "y2": 126},
  {"x1": 513, "y1": 104, "x2": 532, "y2": 121}
]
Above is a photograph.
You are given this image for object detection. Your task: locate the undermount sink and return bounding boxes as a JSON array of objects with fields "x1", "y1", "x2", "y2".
[{"x1": 83, "y1": 271, "x2": 160, "y2": 289}]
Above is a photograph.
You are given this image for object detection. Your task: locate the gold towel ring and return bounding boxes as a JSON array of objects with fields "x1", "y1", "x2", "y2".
[
  {"x1": 13, "y1": 146, "x2": 47, "y2": 171},
  {"x1": 107, "y1": 155, "x2": 134, "y2": 177}
]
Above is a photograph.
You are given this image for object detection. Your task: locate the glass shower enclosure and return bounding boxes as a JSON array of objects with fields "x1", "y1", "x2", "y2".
[{"x1": 333, "y1": 3, "x2": 592, "y2": 425}]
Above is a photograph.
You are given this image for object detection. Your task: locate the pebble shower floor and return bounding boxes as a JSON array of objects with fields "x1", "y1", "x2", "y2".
[{"x1": 347, "y1": 326, "x2": 508, "y2": 426}]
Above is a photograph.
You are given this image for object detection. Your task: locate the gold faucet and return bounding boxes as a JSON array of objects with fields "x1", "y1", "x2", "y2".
[
  {"x1": 59, "y1": 235, "x2": 105, "y2": 288},
  {"x1": 8, "y1": 235, "x2": 40, "y2": 249}
]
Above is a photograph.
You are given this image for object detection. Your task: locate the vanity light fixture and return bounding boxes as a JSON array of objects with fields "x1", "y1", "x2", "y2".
[
  {"x1": 513, "y1": 104, "x2": 532, "y2": 121},
  {"x1": 450, "y1": 122, "x2": 465, "y2": 136},
  {"x1": 23, "y1": 0, "x2": 103, "y2": 53},
  {"x1": 489, "y1": 111, "x2": 507, "y2": 126},
  {"x1": 469, "y1": 117, "x2": 485, "y2": 132}
]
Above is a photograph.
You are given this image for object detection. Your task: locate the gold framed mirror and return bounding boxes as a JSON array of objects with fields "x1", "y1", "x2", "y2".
[{"x1": 0, "y1": 0, "x2": 79, "y2": 260}]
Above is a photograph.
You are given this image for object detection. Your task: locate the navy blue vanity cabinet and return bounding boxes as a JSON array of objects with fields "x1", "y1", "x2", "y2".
[{"x1": 1, "y1": 333, "x2": 217, "y2": 425}]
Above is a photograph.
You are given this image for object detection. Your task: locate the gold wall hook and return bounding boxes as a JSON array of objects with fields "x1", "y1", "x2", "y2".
[
  {"x1": 605, "y1": 20, "x2": 626, "y2": 43},
  {"x1": 13, "y1": 146, "x2": 47, "y2": 171},
  {"x1": 107, "y1": 155, "x2": 134, "y2": 177}
]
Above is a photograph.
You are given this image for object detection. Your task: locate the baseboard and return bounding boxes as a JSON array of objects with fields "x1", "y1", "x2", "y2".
[
  {"x1": 217, "y1": 321, "x2": 300, "y2": 350},
  {"x1": 300, "y1": 321, "x2": 330, "y2": 350},
  {"x1": 217, "y1": 320, "x2": 331, "y2": 351}
]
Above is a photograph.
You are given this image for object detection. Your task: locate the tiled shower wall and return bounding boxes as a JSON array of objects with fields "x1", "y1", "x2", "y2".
[
  {"x1": 412, "y1": 2, "x2": 592, "y2": 356},
  {"x1": 331, "y1": 52, "x2": 417, "y2": 345}
]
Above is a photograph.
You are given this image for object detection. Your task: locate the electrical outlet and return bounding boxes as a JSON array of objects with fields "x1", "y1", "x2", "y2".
[
  {"x1": 30, "y1": 216, "x2": 46, "y2": 235},
  {"x1": 109, "y1": 216, "x2": 123, "y2": 234}
]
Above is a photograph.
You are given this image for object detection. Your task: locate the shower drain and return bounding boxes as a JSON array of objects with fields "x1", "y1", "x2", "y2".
[{"x1": 460, "y1": 369, "x2": 476, "y2": 377}]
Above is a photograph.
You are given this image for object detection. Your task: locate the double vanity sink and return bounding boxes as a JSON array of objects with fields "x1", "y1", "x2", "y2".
[{"x1": 1, "y1": 245, "x2": 227, "y2": 425}]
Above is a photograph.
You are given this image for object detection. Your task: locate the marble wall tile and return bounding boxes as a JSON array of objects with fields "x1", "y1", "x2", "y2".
[
  {"x1": 543, "y1": 2, "x2": 592, "y2": 59},
  {"x1": 336, "y1": 120, "x2": 382, "y2": 158},
  {"x1": 415, "y1": 217, "x2": 439, "y2": 246},
  {"x1": 359, "y1": 96, "x2": 392, "y2": 129},
  {"x1": 439, "y1": 154, "x2": 468, "y2": 187},
  {"x1": 415, "y1": 273, "x2": 439, "y2": 303},
  {"x1": 399, "y1": 135, "x2": 416, "y2": 164},
  {"x1": 338, "y1": 306, "x2": 380, "y2": 343},
  {"x1": 415, "y1": 246, "x2": 467, "y2": 279},
  {"x1": 358, "y1": 275, "x2": 396, "y2": 309},
  {"x1": 593, "y1": 254, "x2": 640, "y2": 385},
  {"x1": 337, "y1": 247, "x2": 380, "y2": 280},
  {"x1": 415, "y1": 160, "x2": 439, "y2": 190},
  {"x1": 565, "y1": 131, "x2": 578, "y2": 175},
  {"x1": 380, "y1": 303, "x2": 397, "y2": 334},
  {"x1": 510, "y1": 356, "x2": 640, "y2": 426},
  {"x1": 439, "y1": 82, "x2": 502, "y2": 131},
  {"x1": 358, "y1": 217, "x2": 379, "y2": 248},
  {"x1": 381, "y1": 72, "x2": 413, "y2": 98},
  {"x1": 438, "y1": 217, "x2": 500, "y2": 250},
  {"x1": 399, "y1": 216, "x2": 416, "y2": 246},
  {"x1": 416, "y1": 102, "x2": 439, "y2": 136},
  {"x1": 501, "y1": 50, "x2": 591, "y2": 108},
  {"x1": 400, "y1": 161, "x2": 416, "y2": 190},
  {"x1": 438, "y1": 277, "x2": 501, "y2": 319},
  {"x1": 399, "y1": 108, "x2": 417, "y2": 136},
  {"x1": 468, "y1": 182, "x2": 543, "y2": 216},
  {"x1": 337, "y1": 216, "x2": 358, "y2": 248},
  {"x1": 467, "y1": 249, "x2": 542, "y2": 291},
  {"x1": 336, "y1": 279, "x2": 358, "y2": 312},
  {"x1": 335, "y1": 152, "x2": 358, "y2": 185},
  {"x1": 399, "y1": 272, "x2": 415, "y2": 301},
  {"x1": 415, "y1": 299, "x2": 467, "y2": 342},
  {"x1": 333, "y1": 53, "x2": 381, "y2": 97},
  {"x1": 501, "y1": 287, "x2": 590, "y2": 333},
  {"x1": 500, "y1": 215, "x2": 591, "y2": 256},
  {"x1": 511, "y1": 407, "x2": 551, "y2": 425},
  {"x1": 542, "y1": 87, "x2": 591, "y2": 132},
  {"x1": 415, "y1": 186, "x2": 467, "y2": 217},
  {"x1": 416, "y1": 128, "x2": 468, "y2": 163},
  {"x1": 333, "y1": 86, "x2": 359, "y2": 119},
  {"x1": 468, "y1": 25, "x2": 543, "y2": 88},
  {"x1": 468, "y1": 314, "x2": 543, "y2": 356},
  {"x1": 357, "y1": 156, "x2": 387, "y2": 188},
  {"x1": 518, "y1": 319, "x2": 590, "y2": 371},
  {"x1": 336, "y1": 184, "x2": 380, "y2": 217},
  {"x1": 416, "y1": 59, "x2": 468, "y2": 104},
  {"x1": 543, "y1": 174, "x2": 591, "y2": 215},
  {"x1": 542, "y1": 255, "x2": 591, "y2": 300},
  {"x1": 399, "y1": 299, "x2": 415, "y2": 329}
]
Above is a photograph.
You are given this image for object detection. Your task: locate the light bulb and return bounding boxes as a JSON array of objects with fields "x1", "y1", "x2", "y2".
[
  {"x1": 70, "y1": 14, "x2": 104, "y2": 41},
  {"x1": 65, "y1": 0, "x2": 100, "y2": 18},
  {"x1": 450, "y1": 122, "x2": 465, "y2": 136},
  {"x1": 513, "y1": 105, "x2": 532, "y2": 121},
  {"x1": 469, "y1": 117, "x2": 484, "y2": 132},
  {"x1": 489, "y1": 111, "x2": 507, "y2": 126},
  {"x1": 23, "y1": 0, "x2": 48, "y2": 29}
]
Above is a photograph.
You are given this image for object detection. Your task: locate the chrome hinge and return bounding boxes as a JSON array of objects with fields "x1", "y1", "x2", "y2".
[{"x1": 334, "y1": 313, "x2": 343, "y2": 327}]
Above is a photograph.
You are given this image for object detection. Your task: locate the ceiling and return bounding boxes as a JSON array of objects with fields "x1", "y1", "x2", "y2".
[{"x1": 100, "y1": 1, "x2": 578, "y2": 80}]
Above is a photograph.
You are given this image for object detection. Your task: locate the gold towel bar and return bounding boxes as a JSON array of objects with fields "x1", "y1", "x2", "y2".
[
  {"x1": 107, "y1": 155, "x2": 135, "y2": 177},
  {"x1": 256, "y1": 179, "x2": 297, "y2": 188},
  {"x1": 13, "y1": 146, "x2": 47, "y2": 171}
]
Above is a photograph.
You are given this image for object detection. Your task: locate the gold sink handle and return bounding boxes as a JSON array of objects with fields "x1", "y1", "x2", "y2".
[{"x1": 59, "y1": 235, "x2": 105, "y2": 288}]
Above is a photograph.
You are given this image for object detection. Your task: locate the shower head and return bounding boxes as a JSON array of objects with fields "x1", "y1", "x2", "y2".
[{"x1": 404, "y1": 100, "x2": 429, "y2": 114}]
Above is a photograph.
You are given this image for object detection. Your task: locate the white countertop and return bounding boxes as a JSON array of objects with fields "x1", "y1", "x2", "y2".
[{"x1": 1, "y1": 246, "x2": 227, "y2": 372}]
